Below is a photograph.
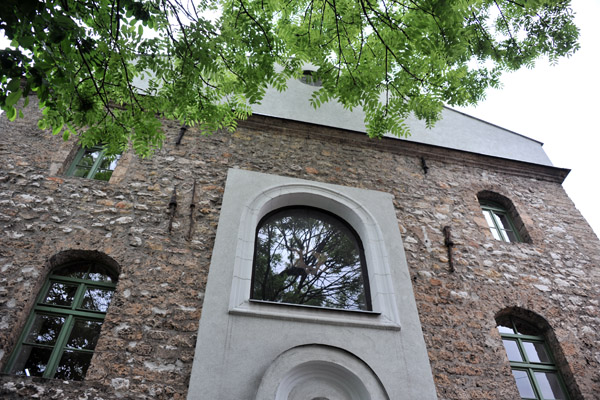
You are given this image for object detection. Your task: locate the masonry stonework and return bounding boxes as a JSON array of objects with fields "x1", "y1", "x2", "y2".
[{"x1": 0, "y1": 100, "x2": 598, "y2": 399}]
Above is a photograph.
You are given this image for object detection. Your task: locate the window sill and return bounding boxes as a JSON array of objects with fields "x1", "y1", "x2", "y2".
[{"x1": 230, "y1": 300, "x2": 400, "y2": 331}]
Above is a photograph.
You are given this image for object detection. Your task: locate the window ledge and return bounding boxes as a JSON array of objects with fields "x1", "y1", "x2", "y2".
[{"x1": 230, "y1": 300, "x2": 400, "y2": 331}]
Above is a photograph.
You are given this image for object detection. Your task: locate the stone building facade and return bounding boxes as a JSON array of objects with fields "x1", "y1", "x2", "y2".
[{"x1": 0, "y1": 87, "x2": 599, "y2": 399}]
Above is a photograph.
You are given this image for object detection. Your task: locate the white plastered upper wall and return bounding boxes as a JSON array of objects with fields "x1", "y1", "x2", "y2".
[
  {"x1": 251, "y1": 75, "x2": 554, "y2": 167},
  {"x1": 132, "y1": 64, "x2": 553, "y2": 167}
]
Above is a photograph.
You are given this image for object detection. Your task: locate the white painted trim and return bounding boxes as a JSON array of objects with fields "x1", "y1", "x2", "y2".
[
  {"x1": 228, "y1": 176, "x2": 401, "y2": 329},
  {"x1": 255, "y1": 345, "x2": 390, "y2": 400}
]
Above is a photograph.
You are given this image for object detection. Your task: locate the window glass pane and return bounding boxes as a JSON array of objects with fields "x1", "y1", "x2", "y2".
[
  {"x1": 504, "y1": 229, "x2": 518, "y2": 242},
  {"x1": 91, "y1": 169, "x2": 113, "y2": 181},
  {"x1": 496, "y1": 213, "x2": 513, "y2": 230},
  {"x1": 512, "y1": 370, "x2": 536, "y2": 398},
  {"x1": 497, "y1": 320, "x2": 515, "y2": 334},
  {"x1": 25, "y1": 314, "x2": 65, "y2": 345},
  {"x1": 502, "y1": 339, "x2": 523, "y2": 362},
  {"x1": 66, "y1": 319, "x2": 103, "y2": 350},
  {"x1": 489, "y1": 227, "x2": 502, "y2": 241},
  {"x1": 42, "y1": 282, "x2": 78, "y2": 306},
  {"x1": 90, "y1": 153, "x2": 120, "y2": 181},
  {"x1": 54, "y1": 350, "x2": 93, "y2": 381},
  {"x1": 482, "y1": 209, "x2": 496, "y2": 228},
  {"x1": 523, "y1": 341, "x2": 551, "y2": 363},
  {"x1": 253, "y1": 208, "x2": 369, "y2": 311},
  {"x1": 534, "y1": 371, "x2": 567, "y2": 400},
  {"x1": 10, "y1": 345, "x2": 53, "y2": 377},
  {"x1": 72, "y1": 166, "x2": 92, "y2": 178},
  {"x1": 80, "y1": 288, "x2": 113, "y2": 312}
]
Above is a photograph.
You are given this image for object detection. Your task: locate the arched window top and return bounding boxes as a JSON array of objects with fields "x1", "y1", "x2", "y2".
[
  {"x1": 251, "y1": 206, "x2": 371, "y2": 311},
  {"x1": 478, "y1": 191, "x2": 530, "y2": 243},
  {"x1": 52, "y1": 261, "x2": 118, "y2": 283}
]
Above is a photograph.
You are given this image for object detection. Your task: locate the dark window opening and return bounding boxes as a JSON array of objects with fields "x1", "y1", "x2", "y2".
[
  {"x1": 5, "y1": 261, "x2": 117, "y2": 381},
  {"x1": 251, "y1": 207, "x2": 371, "y2": 311},
  {"x1": 299, "y1": 70, "x2": 322, "y2": 87}
]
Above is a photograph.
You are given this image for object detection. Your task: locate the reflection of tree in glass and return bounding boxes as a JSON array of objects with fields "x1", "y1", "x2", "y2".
[
  {"x1": 81, "y1": 288, "x2": 113, "y2": 312},
  {"x1": 15, "y1": 346, "x2": 53, "y2": 377},
  {"x1": 55, "y1": 350, "x2": 92, "y2": 381},
  {"x1": 44, "y1": 282, "x2": 77, "y2": 306},
  {"x1": 28, "y1": 315, "x2": 65, "y2": 345},
  {"x1": 66, "y1": 320, "x2": 102, "y2": 350},
  {"x1": 253, "y1": 209, "x2": 369, "y2": 311}
]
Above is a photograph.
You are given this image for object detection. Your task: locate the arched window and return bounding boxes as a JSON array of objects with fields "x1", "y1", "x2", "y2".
[
  {"x1": 66, "y1": 145, "x2": 121, "y2": 181},
  {"x1": 480, "y1": 200, "x2": 521, "y2": 242},
  {"x1": 497, "y1": 315, "x2": 570, "y2": 400},
  {"x1": 477, "y1": 191, "x2": 531, "y2": 243},
  {"x1": 5, "y1": 261, "x2": 118, "y2": 380},
  {"x1": 251, "y1": 207, "x2": 371, "y2": 311}
]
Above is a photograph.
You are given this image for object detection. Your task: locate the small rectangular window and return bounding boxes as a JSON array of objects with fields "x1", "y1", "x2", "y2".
[{"x1": 66, "y1": 145, "x2": 121, "y2": 181}]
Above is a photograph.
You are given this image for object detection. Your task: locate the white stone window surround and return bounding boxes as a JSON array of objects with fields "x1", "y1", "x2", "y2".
[
  {"x1": 188, "y1": 168, "x2": 438, "y2": 400},
  {"x1": 227, "y1": 169, "x2": 402, "y2": 330}
]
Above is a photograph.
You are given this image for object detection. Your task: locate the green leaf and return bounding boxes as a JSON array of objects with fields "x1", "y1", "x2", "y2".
[
  {"x1": 6, "y1": 106, "x2": 17, "y2": 121},
  {"x1": 52, "y1": 124, "x2": 63, "y2": 136},
  {"x1": 7, "y1": 79, "x2": 20, "y2": 92},
  {"x1": 5, "y1": 89, "x2": 22, "y2": 107}
]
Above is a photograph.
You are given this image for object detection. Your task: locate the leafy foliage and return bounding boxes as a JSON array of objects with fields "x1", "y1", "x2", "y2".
[{"x1": 1, "y1": 0, "x2": 579, "y2": 155}]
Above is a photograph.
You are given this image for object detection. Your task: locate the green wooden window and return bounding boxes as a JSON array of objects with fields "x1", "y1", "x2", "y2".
[
  {"x1": 480, "y1": 201, "x2": 521, "y2": 242},
  {"x1": 5, "y1": 262, "x2": 118, "y2": 380},
  {"x1": 497, "y1": 316, "x2": 570, "y2": 400},
  {"x1": 66, "y1": 145, "x2": 120, "y2": 181}
]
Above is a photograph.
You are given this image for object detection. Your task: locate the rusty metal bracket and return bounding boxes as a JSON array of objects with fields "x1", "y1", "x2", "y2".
[
  {"x1": 187, "y1": 179, "x2": 197, "y2": 240},
  {"x1": 167, "y1": 187, "x2": 178, "y2": 233},
  {"x1": 176, "y1": 125, "x2": 188, "y2": 146},
  {"x1": 443, "y1": 226, "x2": 455, "y2": 272},
  {"x1": 421, "y1": 157, "x2": 429, "y2": 174}
]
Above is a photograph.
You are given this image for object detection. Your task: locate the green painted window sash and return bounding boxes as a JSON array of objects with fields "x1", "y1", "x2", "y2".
[
  {"x1": 480, "y1": 202, "x2": 521, "y2": 243},
  {"x1": 4, "y1": 274, "x2": 115, "y2": 379},
  {"x1": 66, "y1": 145, "x2": 113, "y2": 180},
  {"x1": 500, "y1": 332, "x2": 570, "y2": 400}
]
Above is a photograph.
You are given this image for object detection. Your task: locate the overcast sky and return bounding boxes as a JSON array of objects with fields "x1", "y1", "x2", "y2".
[
  {"x1": 458, "y1": 0, "x2": 600, "y2": 238},
  {"x1": 2, "y1": 0, "x2": 598, "y2": 238}
]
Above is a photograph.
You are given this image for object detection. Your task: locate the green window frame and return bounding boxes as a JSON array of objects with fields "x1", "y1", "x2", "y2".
[
  {"x1": 480, "y1": 201, "x2": 521, "y2": 242},
  {"x1": 66, "y1": 145, "x2": 121, "y2": 181},
  {"x1": 497, "y1": 316, "x2": 570, "y2": 400},
  {"x1": 4, "y1": 262, "x2": 117, "y2": 381}
]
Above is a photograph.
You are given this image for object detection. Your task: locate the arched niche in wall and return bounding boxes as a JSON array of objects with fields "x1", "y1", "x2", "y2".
[
  {"x1": 477, "y1": 190, "x2": 531, "y2": 243},
  {"x1": 255, "y1": 344, "x2": 390, "y2": 400}
]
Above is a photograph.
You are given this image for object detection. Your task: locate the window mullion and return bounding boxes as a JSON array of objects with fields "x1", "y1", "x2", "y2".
[
  {"x1": 87, "y1": 147, "x2": 106, "y2": 179},
  {"x1": 72, "y1": 282, "x2": 87, "y2": 310},
  {"x1": 44, "y1": 314, "x2": 74, "y2": 379},
  {"x1": 528, "y1": 368, "x2": 545, "y2": 400},
  {"x1": 66, "y1": 148, "x2": 85, "y2": 176},
  {"x1": 492, "y1": 212, "x2": 509, "y2": 241}
]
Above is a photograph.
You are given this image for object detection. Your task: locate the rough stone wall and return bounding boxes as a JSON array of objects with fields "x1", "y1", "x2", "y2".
[{"x1": 0, "y1": 102, "x2": 598, "y2": 399}]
